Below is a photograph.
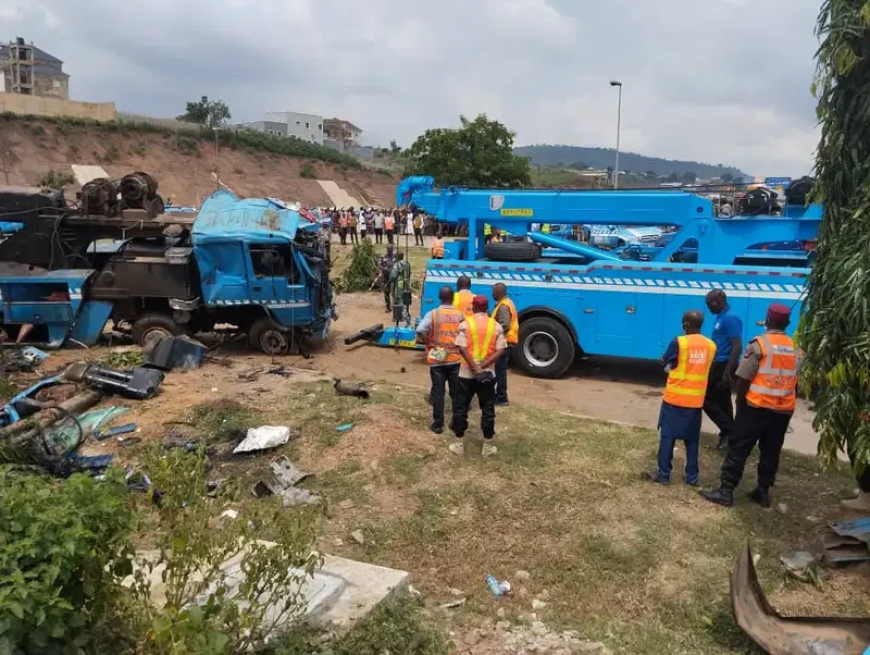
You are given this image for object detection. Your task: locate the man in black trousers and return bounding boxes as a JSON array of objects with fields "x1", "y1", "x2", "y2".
[
  {"x1": 702, "y1": 303, "x2": 798, "y2": 508},
  {"x1": 704, "y1": 290, "x2": 742, "y2": 450}
]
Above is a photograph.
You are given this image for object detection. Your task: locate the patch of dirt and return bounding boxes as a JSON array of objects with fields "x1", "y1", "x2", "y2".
[
  {"x1": 313, "y1": 405, "x2": 438, "y2": 471},
  {"x1": 2, "y1": 120, "x2": 398, "y2": 207}
]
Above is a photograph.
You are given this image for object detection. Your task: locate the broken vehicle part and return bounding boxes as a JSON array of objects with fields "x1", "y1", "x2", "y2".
[
  {"x1": 731, "y1": 540, "x2": 870, "y2": 655},
  {"x1": 821, "y1": 518, "x2": 870, "y2": 565},
  {"x1": 332, "y1": 378, "x2": 370, "y2": 399},
  {"x1": 271, "y1": 455, "x2": 310, "y2": 487},
  {"x1": 63, "y1": 362, "x2": 164, "y2": 400},
  {"x1": 143, "y1": 334, "x2": 207, "y2": 371}
]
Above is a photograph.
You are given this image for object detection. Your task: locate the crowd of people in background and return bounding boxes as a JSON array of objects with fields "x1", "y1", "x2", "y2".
[{"x1": 320, "y1": 206, "x2": 462, "y2": 246}]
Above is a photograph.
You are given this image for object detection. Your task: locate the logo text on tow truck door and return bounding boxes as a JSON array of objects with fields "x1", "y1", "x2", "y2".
[{"x1": 500, "y1": 209, "x2": 534, "y2": 217}]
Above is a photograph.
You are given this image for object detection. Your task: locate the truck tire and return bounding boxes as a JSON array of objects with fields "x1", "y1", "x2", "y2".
[
  {"x1": 131, "y1": 313, "x2": 184, "y2": 348},
  {"x1": 515, "y1": 316, "x2": 576, "y2": 379},
  {"x1": 484, "y1": 241, "x2": 541, "y2": 262},
  {"x1": 250, "y1": 318, "x2": 292, "y2": 356}
]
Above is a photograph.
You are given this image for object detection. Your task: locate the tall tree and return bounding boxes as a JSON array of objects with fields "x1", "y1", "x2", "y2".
[
  {"x1": 404, "y1": 114, "x2": 532, "y2": 187},
  {"x1": 178, "y1": 96, "x2": 231, "y2": 129},
  {"x1": 801, "y1": 0, "x2": 870, "y2": 469}
]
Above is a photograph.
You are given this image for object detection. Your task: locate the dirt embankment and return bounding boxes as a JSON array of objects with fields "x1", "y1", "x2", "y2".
[{"x1": 0, "y1": 121, "x2": 399, "y2": 208}]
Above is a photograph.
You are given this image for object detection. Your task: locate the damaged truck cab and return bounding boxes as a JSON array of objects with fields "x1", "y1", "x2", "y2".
[
  {"x1": 185, "y1": 190, "x2": 335, "y2": 354},
  {"x1": 0, "y1": 183, "x2": 335, "y2": 353}
]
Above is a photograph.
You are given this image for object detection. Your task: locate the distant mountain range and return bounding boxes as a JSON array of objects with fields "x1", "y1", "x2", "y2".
[{"x1": 514, "y1": 144, "x2": 749, "y2": 180}]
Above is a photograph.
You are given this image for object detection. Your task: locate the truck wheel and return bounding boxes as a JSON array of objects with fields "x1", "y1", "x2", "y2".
[
  {"x1": 250, "y1": 319, "x2": 292, "y2": 356},
  {"x1": 484, "y1": 241, "x2": 542, "y2": 262},
  {"x1": 515, "y1": 316, "x2": 576, "y2": 379},
  {"x1": 131, "y1": 313, "x2": 184, "y2": 348}
]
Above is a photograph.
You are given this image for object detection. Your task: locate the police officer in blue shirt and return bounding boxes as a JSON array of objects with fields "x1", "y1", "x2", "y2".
[{"x1": 704, "y1": 290, "x2": 743, "y2": 450}]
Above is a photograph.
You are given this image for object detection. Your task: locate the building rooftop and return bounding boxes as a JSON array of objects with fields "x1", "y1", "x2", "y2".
[
  {"x1": 325, "y1": 118, "x2": 362, "y2": 133},
  {"x1": 0, "y1": 42, "x2": 64, "y2": 65}
]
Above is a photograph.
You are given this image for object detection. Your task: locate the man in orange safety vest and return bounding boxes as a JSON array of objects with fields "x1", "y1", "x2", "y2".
[
  {"x1": 415, "y1": 286, "x2": 463, "y2": 435},
  {"x1": 491, "y1": 283, "x2": 519, "y2": 406},
  {"x1": 645, "y1": 310, "x2": 716, "y2": 486},
  {"x1": 453, "y1": 275, "x2": 474, "y2": 318},
  {"x1": 450, "y1": 295, "x2": 506, "y2": 458},
  {"x1": 703, "y1": 303, "x2": 799, "y2": 508}
]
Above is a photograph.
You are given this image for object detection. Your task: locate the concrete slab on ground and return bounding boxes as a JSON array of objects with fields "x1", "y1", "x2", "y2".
[
  {"x1": 317, "y1": 180, "x2": 360, "y2": 208},
  {"x1": 129, "y1": 544, "x2": 408, "y2": 636},
  {"x1": 71, "y1": 164, "x2": 110, "y2": 186}
]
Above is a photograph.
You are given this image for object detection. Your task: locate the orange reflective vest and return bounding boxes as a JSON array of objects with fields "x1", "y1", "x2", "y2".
[
  {"x1": 745, "y1": 332, "x2": 798, "y2": 412},
  {"x1": 663, "y1": 334, "x2": 717, "y2": 409},
  {"x1": 467, "y1": 313, "x2": 498, "y2": 363},
  {"x1": 453, "y1": 289, "x2": 474, "y2": 317},
  {"x1": 426, "y1": 306, "x2": 463, "y2": 365},
  {"x1": 385, "y1": 215, "x2": 395, "y2": 230},
  {"x1": 431, "y1": 237, "x2": 445, "y2": 259},
  {"x1": 492, "y1": 297, "x2": 519, "y2": 345}
]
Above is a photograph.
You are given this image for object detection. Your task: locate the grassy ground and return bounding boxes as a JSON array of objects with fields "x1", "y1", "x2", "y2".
[{"x1": 178, "y1": 379, "x2": 870, "y2": 655}]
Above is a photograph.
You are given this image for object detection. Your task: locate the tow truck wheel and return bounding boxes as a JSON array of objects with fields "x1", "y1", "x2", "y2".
[
  {"x1": 250, "y1": 319, "x2": 292, "y2": 356},
  {"x1": 131, "y1": 313, "x2": 184, "y2": 348},
  {"x1": 516, "y1": 316, "x2": 575, "y2": 379}
]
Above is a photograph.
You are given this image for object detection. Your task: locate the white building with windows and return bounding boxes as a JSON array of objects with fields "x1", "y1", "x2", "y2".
[{"x1": 263, "y1": 111, "x2": 323, "y2": 144}]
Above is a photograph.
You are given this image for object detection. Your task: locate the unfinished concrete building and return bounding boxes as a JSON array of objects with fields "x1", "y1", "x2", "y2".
[{"x1": 0, "y1": 37, "x2": 69, "y2": 100}]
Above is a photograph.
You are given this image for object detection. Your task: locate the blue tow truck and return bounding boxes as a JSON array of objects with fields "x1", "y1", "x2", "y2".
[
  {"x1": 0, "y1": 181, "x2": 335, "y2": 353},
  {"x1": 347, "y1": 176, "x2": 818, "y2": 378}
]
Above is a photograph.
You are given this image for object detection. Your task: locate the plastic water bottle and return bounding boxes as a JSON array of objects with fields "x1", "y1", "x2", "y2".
[{"x1": 486, "y1": 575, "x2": 503, "y2": 598}]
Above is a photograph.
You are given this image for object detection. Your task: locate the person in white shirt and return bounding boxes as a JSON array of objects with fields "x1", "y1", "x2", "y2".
[
  {"x1": 359, "y1": 207, "x2": 368, "y2": 239},
  {"x1": 373, "y1": 211, "x2": 385, "y2": 244},
  {"x1": 405, "y1": 211, "x2": 414, "y2": 237}
]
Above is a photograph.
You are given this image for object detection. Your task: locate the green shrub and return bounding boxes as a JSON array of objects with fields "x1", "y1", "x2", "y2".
[
  {"x1": 0, "y1": 467, "x2": 137, "y2": 653},
  {"x1": 139, "y1": 447, "x2": 322, "y2": 654},
  {"x1": 299, "y1": 163, "x2": 317, "y2": 179},
  {"x1": 37, "y1": 170, "x2": 76, "y2": 188},
  {"x1": 176, "y1": 135, "x2": 201, "y2": 156},
  {"x1": 28, "y1": 123, "x2": 45, "y2": 136},
  {"x1": 336, "y1": 240, "x2": 380, "y2": 293}
]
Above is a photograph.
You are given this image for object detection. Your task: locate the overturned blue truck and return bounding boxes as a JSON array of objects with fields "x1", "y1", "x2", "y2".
[{"x1": 0, "y1": 174, "x2": 335, "y2": 353}]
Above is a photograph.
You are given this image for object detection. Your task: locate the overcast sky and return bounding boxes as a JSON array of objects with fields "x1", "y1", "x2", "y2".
[{"x1": 3, "y1": 0, "x2": 821, "y2": 177}]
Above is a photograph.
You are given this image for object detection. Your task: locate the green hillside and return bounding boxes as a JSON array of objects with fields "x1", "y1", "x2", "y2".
[{"x1": 515, "y1": 144, "x2": 748, "y2": 180}]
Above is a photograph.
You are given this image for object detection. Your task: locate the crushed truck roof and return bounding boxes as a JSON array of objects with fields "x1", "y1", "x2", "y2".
[{"x1": 192, "y1": 189, "x2": 320, "y2": 243}]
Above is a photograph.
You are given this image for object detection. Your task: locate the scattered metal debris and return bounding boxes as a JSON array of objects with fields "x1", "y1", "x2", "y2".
[
  {"x1": 270, "y1": 455, "x2": 310, "y2": 486},
  {"x1": 143, "y1": 334, "x2": 207, "y2": 371},
  {"x1": 251, "y1": 454, "x2": 320, "y2": 506},
  {"x1": 732, "y1": 540, "x2": 870, "y2": 655},
  {"x1": 821, "y1": 517, "x2": 870, "y2": 565},
  {"x1": 268, "y1": 365, "x2": 292, "y2": 378},
  {"x1": 335, "y1": 422, "x2": 355, "y2": 433},
  {"x1": 439, "y1": 598, "x2": 466, "y2": 610},
  {"x1": 94, "y1": 422, "x2": 138, "y2": 441}
]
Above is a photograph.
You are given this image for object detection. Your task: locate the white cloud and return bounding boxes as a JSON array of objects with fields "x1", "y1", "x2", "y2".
[{"x1": 4, "y1": 0, "x2": 821, "y2": 176}]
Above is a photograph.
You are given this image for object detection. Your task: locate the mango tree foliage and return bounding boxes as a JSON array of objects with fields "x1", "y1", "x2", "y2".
[
  {"x1": 404, "y1": 114, "x2": 532, "y2": 188},
  {"x1": 802, "y1": 0, "x2": 870, "y2": 468}
]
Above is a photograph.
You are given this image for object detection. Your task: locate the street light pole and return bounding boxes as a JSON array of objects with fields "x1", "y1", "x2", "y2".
[{"x1": 610, "y1": 80, "x2": 622, "y2": 189}]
